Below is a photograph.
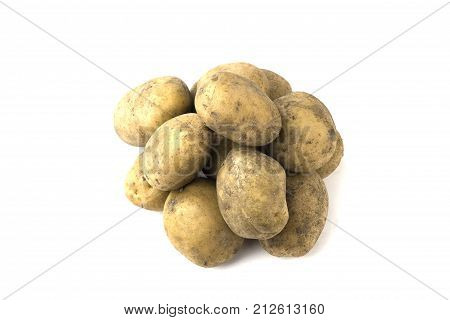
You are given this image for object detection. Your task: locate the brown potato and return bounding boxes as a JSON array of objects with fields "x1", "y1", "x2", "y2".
[
  {"x1": 198, "y1": 62, "x2": 270, "y2": 94},
  {"x1": 261, "y1": 69, "x2": 292, "y2": 100},
  {"x1": 114, "y1": 76, "x2": 192, "y2": 146},
  {"x1": 217, "y1": 148, "x2": 289, "y2": 239},
  {"x1": 143, "y1": 113, "x2": 211, "y2": 191},
  {"x1": 125, "y1": 153, "x2": 169, "y2": 211},
  {"x1": 260, "y1": 172, "x2": 328, "y2": 257},
  {"x1": 164, "y1": 178, "x2": 244, "y2": 267},
  {"x1": 196, "y1": 72, "x2": 281, "y2": 146},
  {"x1": 317, "y1": 132, "x2": 344, "y2": 178},
  {"x1": 271, "y1": 92, "x2": 337, "y2": 173}
]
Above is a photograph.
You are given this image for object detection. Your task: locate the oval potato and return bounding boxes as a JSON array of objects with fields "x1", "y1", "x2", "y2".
[
  {"x1": 164, "y1": 178, "x2": 244, "y2": 267},
  {"x1": 198, "y1": 62, "x2": 269, "y2": 94},
  {"x1": 260, "y1": 172, "x2": 328, "y2": 257},
  {"x1": 196, "y1": 72, "x2": 282, "y2": 146},
  {"x1": 125, "y1": 153, "x2": 169, "y2": 211},
  {"x1": 272, "y1": 92, "x2": 337, "y2": 173},
  {"x1": 261, "y1": 69, "x2": 292, "y2": 100},
  {"x1": 114, "y1": 76, "x2": 192, "y2": 146},
  {"x1": 217, "y1": 148, "x2": 289, "y2": 239},
  {"x1": 143, "y1": 113, "x2": 211, "y2": 191}
]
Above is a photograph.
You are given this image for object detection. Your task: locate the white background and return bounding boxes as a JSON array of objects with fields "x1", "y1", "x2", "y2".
[{"x1": 0, "y1": 0, "x2": 449, "y2": 318}]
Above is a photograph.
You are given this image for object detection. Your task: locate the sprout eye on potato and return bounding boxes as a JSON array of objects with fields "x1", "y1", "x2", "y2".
[{"x1": 115, "y1": 63, "x2": 343, "y2": 267}]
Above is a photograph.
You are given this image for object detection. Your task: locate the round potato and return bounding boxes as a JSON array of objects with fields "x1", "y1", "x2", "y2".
[
  {"x1": 260, "y1": 172, "x2": 328, "y2": 257},
  {"x1": 317, "y1": 132, "x2": 344, "y2": 178},
  {"x1": 143, "y1": 113, "x2": 211, "y2": 191},
  {"x1": 217, "y1": 148, "x2": 289, "y2": 239},
  {"x1": 125, "y1": 153, "x2": 169, "y2": 211},
  {"x1": 114, "y1": 76, "x2": 192, "y2": 146},
  {"x1": 196, "y1": 72, "x2": 282, "y2": 146},
  {"x1": 164, "y1": 178, "x2": 244, "y2": 267},
  {"x1": 261, "y1": 69, "x2": 292, "y2": 100},
  {"x1": 272, "y1": 92, "x2": 337, "y2": 173},
  {"x1": 197, "y1": 62, "x2": 269, "y2": 94}
]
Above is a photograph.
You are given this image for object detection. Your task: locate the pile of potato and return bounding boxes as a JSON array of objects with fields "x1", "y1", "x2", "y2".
[{"x1": 114, "y1": 62, "x2": 343, "y2": 267}]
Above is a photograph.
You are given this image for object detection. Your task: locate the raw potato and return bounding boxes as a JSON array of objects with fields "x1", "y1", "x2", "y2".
[
  {"x1": 125, "y1": 153, "x2": 169, "y2": 211},
  {"x1": 114, "y1": 76, "x2": 192, "y2": 146},
  {"x1": 317, "y1": 132, "x2": 344, "y2": 178},
  {"x1": 260, "y1": 172, "x2": 328, "y2": 257},
  {"x1": 272, "y1": 92, "x2": 337, "y2": 173},
  {"x1": 164, "y1": 178, "x2": 244, "y2": 267},
  {"x1": 261, "y1": 69, "x2": 292, "y2": 100},
  {"x1": 143, "y1": 113, "x2": 211, "y2": 191},
  {"x1": 217, "y1": 148, "x2": 289, "y2": 239},
  {"x1": 197, "y1": 62, "x2": 270, "y2": 94},
  {"x1": 196, "y1": 72, "x2": 282, "y2": 146}
]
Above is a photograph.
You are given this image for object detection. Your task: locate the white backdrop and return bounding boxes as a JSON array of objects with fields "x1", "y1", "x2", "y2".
[{"x1": 0, "y1": 0, "x2": 449, "y2": 318}]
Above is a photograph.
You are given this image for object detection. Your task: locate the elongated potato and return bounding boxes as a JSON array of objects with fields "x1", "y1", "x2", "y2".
[
  {"x1": 261, "y1": 69, "x2": 292, "y2": 100},
  {"x1": 196, "y1": 72, "x2": 281, "y2": 146},
  {"x1": 217, "y1": 148, "x2": 289, "y2": 239},
  {"x1": 198, "y1": 62, "x2": 270, "y2": 94},
  {"x1": 143, "y1": 113, "x2": 211, "y2": 191},
  {"x1": 260, "y1": 172, "x2": 328, "y2": 257},
  {"x1": 114, "y1": 77, "x2": 192, "y2": 146},
  {"x1": 317, "y1": 132, "x2": 344, "y2": 178},
  {"x1": 125, "y1": 153, "x2": 169, "y2": 211},
  {"x1": 272, "y1": 92, "x2": 337, "y2": 173},
  {"x1": 164, "y1": 178, "x2": 244, "y2": 267}
]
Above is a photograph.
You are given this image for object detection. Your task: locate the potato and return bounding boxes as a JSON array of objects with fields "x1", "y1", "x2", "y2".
[
  {"x1": 164, "y1": 178, "x2": 244, "y2": 267},
  {"x1": 125, "y1": 153, "x2": 169, "y2": 211},
  {"x1": 217, "y1": 148, "x2": 289, "y2": 239},
  {"x1": 143, "y1": 113, "x2": 211, "y2": 191},
  {"x1": 261, "y1": 69, "x2": 292, "y2": 100},
  {"x1": 196, "y1": 72, "x2": 282, "y2": 146},
  {"x1": 114, "y1": 77, "x2": 192, "y2": 146},
  {"x1": 271, "y1": 92, "x2": 337, "y2": 173},
  {"x1": 260, "y1": 172, "x2": 328, "y2": 257},
  {"x1": 198, "y1": 62, "x2": 269, "y2": 94},
  {"x1": 317, "y1": 132, "x2": 344, "y2": 178}
]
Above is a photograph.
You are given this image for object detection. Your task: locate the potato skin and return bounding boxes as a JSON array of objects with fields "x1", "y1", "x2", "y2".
[
  {"x1": 198, "y1": 62, "x2": 270, "y2": 94},
  {"x1": 164, "y1": 178, "x2": 244, "y2": 267},
  {"x1": 260, "y1": 172, "x2": 328, "y2": 257},
  {"x1": 143, "y1": 113, "x2": 211, "y2": 191},
  {"x1": 203, "y1": 134, "x2": 239, "y2": 179},
  {"x1": 272, "y1": 92, "x2": 337, "y2": 173},
  {"x1": 261, "y1": 69, "x2": 292, "y2": 100},
  {"x1": 125, "y1": 153, "x2": 169, "y2": 211},
  {"x1": 114, "y1": 76, "x2": 192, "y2": 146},
  {"x1": 217, "y1": 148, "x2": 289, "y2": 239},
  {"x1": 317, "y1": 132, "x2": 344, "y2": 178},
  {"x1": 196, "y1": 72, "x2": 282, "y2": 146}
]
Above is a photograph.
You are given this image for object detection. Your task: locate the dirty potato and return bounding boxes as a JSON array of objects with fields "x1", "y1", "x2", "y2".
[
  {"x1": 114, "y1": 76, "x2": 192, "y2": 146},
  {"x1": 261, "y1": 69, "x2": 292, "y2": 100},
  {"x1": 164, "y1": 178, "x2": 244, "y2": 267},
  {"x1": 196, "y1": 72, "x2": 281, "y2": 146},
  {"x1": 260, "y1": 172, "x2": 328, "y2": 257},
  {"x1": 197, "y1": 62, "x2": 270, "y2": 94},
  {"x1": 217, "y1": 148, "x2": 289, "y2": 239},
  {"x1": 143, "y1": 113, "x2": 211, "y2": 191},
  {"x1": 271, "y1": 92, "x2": 337, "y2": 173},
  {"x1": 125, "y1": 153, "x2": 169, "y2": 211},
  {"x1": 317, "y1": 132, "x2": 344, "y2": 178}
]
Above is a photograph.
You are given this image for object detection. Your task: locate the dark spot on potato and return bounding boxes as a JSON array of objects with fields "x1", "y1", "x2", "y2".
[{"x1": 211, "y1": 75, "x2": 218, "y2": 81}]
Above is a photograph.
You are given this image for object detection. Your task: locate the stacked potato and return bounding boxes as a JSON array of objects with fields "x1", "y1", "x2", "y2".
[{"x1": 115, "y1": 62, "x2": 343, "y2": 267}]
